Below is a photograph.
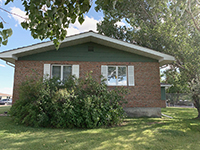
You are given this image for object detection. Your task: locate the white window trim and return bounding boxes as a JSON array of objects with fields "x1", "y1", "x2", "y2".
[
  {"x1": 43, "y1": 64, "x2": 51, "y2": 79},
  {"x1": 128, "y1": 66, "x2": 135, "y2": 86}
]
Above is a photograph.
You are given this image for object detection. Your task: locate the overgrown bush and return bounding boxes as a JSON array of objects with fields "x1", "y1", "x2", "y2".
[{"x1": 10, "y1": 73, "x2": 128, "y2": 128}]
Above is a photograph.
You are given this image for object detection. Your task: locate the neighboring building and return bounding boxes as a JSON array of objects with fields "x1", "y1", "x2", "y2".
[
  {"x1": 0, "y1": 31, "x2": 175, "y2": 117},
  {"x1": 160, "y1": 83, "x2": 172, "y2": 101},
  {"x1": 161, "y1": 83, "x2": 172, "y2": 107},
  {"x1": 0, "y1": 93, "x2": 12, "y2": 100}
]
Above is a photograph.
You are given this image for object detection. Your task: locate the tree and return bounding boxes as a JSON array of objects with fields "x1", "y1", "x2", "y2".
[
  {"x1": 165, "y1": 68, "x2": 189, "y2": 94},
  {"x1": 162, "y1": 67, "x2": 190, "y2": 105},
  {"x1": 0, "y1": 0, "x2": 91, "y2": 49},
  {"x1": 95, "y1": 0, "x2": 200, "y2": 118}
]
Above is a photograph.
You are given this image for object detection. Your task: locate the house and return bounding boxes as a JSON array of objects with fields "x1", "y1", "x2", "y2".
[
  {"x1": 0, "y1": 31, "x2": 175, "y2": 117},
  {"x1": 0, "y1": 92, "x2": 12, "y2": 100}
]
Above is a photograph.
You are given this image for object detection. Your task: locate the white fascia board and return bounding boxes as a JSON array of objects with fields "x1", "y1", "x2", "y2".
[
  {"x1": 0, "y1": 53, "x2": 18, "y2": 64},
  {"x1": 12, "y1": 55, "x2": 18, "y2": 60}
]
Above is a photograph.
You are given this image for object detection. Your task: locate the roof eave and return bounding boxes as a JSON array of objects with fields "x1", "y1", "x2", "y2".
[{"x1": 0, "y1": 31, "x2": 176, "y2": 65}]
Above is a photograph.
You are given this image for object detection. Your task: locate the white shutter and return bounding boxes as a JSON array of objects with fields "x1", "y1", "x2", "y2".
[
  {"x1": 43, "y1": 64, "x2": 51, "y2": 79},
  {"x1": 101, "y1": 65, "x2": 108, "y2": 84},
  {"x1": 72, "y1": 65, "x2": 79, "y2": 78},
  {"x1": 128, "y1": 66, "x2": 135, "y2": 86}
]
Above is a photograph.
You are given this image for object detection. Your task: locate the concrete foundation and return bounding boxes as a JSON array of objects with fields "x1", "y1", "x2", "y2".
[{"x1": 123, "y1": 107, "x2": 161, "y2": 118}]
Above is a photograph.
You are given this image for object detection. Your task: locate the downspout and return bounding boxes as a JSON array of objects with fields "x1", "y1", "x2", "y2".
[{"x1": 6, "y1": 62, "x2": 15, "y2": 68}]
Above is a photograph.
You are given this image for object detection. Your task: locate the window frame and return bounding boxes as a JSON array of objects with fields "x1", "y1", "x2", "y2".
[
  {"x1": 51, "y1": 64, "x2": 72, "y2": 81},
  {"x1": 107, "y1": 65, "x2": 127, "y2": 86},
  {"x1": 101, "y1": 65, "x2": 135, "y2": 87}
]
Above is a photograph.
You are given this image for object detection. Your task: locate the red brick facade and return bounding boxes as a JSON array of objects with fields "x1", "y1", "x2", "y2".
[{"x1": 13, "y1": 60, "x2": 166, "y2": 108}]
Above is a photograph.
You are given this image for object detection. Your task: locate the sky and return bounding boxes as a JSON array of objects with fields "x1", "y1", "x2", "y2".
[{"x1": 0, "y1": 0, "x2": 110, "y2": 95}]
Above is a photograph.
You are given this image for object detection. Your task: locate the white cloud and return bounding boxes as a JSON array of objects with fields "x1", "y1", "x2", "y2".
[
  {"x1": 67, "y1": 16, "x2": 100, "y2": 36},
  {"x1": 67, "y1": 27, "x2": 80, "y2": 36},
  {"x1": 115, "y1": 21, "x2": 126, "y2": 27},
  {"x1": 10, "y1": 7, "x2": 28, "y2": 24},
  {"x1": 0, "y1": 0, "x2": 5, "y2": 5},
  {"x1": 160, "y1": 65, "x2": 171, "y2": 72},
  {"x1": 0, "y1": 64, "x2": 5, "y2": 67},
  {"x1": 0, "y1": 87, "x2": 13, "y2": 95}
]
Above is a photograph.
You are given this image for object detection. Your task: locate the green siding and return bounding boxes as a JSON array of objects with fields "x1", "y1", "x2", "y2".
[
  {"x1": 161, "y1": 87, "x2": 166, "y2": 100},
  {"x1": 19, "y1": 42, "x2": 158, "y2": 62}
]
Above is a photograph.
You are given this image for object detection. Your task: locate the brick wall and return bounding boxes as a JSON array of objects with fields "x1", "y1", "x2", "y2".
[{"x1": 13, "y1": 60, "x2": 166, "y2": 108}]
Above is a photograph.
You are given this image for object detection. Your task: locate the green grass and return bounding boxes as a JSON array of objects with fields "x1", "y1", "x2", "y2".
[
  {"x1": 0, "y1": 107, "x2": 200, "y2": 150},
  {"x1": 0, "y1": 105, "x2": 11, "y2": 114}
]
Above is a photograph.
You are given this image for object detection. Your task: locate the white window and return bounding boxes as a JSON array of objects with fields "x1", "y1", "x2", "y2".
[
  {"x1": 43, "y1": 64, "x2": 79, "y2": 81},
  {"x1": 101, "y1": 65, "x2": 134, "y2": 86}
]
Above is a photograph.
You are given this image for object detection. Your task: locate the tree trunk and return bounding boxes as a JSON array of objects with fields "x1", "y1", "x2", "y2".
[
  {"x1": 176, "y1": 94, "x2": 179, "y2": 106},
  {"x1": 192, "y1": 94, "x2": 200, "y2": 119}
]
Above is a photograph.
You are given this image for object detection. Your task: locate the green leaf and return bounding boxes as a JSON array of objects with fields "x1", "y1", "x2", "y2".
[
  {"x1": 56, "y1": 18, "x2": 62, "y2": 27},
  {"x1": 21, "y1": 22, "x2": 29, "y2": 29},
  {"x1": 52, "y1": 7, "x2": 57, "y2": 14},
  {"x1": 7, "y1": 28, "x2": 13, "y2": 37},
  {"x1": 78, "y1": 15, "x2": 84, "y2": 25},
  {"x1": 71, "y1": 15, "x2": 76, "y2": 24},
  {"x1": 5, "y1": 0, "x2": 13, "y2": 5},
  {"x1": 32, "y1": 33, "x2": 38, "y2": 39},
  {"x1": 2, "y1": 40, "x2": 8, "y2": 45},
  {"x1": 53, "y1": 39, "x2": 60, "y2": 50},
  {"x1": 0, "y1": 22, "x2": 3, "y2": 29},
  {"x1": 1, "y1": 30, "x2": 7, "y2": 40},
  {"x1": 46, "y1": 0, "x2": 51, "y2": 8}
]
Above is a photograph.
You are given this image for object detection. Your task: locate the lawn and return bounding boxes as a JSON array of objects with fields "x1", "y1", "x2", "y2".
[
  {"x1": 0, "y1": 106, "x2": 200, "y2": 150},
  {"x1": 0, "y1": 105, "x2": 11, "y2": 114}
]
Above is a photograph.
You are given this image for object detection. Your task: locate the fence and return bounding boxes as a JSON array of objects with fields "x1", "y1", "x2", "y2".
[{"x1": 166, "y1": 93, "x2": 194, "y2": 107}]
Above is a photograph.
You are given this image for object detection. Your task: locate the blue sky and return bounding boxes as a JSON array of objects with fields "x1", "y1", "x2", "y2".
[{"x1": 0, "y1": 0, "x2": 111, "y2": 95}]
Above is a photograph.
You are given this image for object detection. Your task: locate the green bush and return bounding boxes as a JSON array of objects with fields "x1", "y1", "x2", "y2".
[{"x1": 10, "y1": 73, "x2": 128, "y2": 128}]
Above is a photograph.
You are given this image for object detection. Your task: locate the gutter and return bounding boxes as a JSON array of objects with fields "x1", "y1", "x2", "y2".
[{"x1": 6, "y1": 62, "x2": 15, "y2": 68}]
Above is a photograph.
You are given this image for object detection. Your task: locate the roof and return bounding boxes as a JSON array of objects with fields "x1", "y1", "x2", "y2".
[
  {"x1": 0, "y1": 93, "x2": 12, "y2": 97},
  {"x1": 0, "y1": 31, "x2": 175, "y2": 66},
  {"x1": 160, "y1": 83, "x2": 172, "y2": 87}
]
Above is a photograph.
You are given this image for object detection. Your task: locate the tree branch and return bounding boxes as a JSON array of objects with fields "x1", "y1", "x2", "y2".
[
  {"x1": 138, "y1": 1, "x2": 156, "y2": 25},
  {"x1": 196, "y1": 0, "x2": 200, "y2": 5},
  {"x1": 0, "y1": 7, "x2": 28, "y2": 21},
  {"x1": 0, "y1": 16, "x2": 6, "y2": 23},
  {"x1": 186, "y1": 0, "x2": 200, "y2": 31},
  {"x1": 174, "y1": 59, "x2": 186, "y2": 70}
]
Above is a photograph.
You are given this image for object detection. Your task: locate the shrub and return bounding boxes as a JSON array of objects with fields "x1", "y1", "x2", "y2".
[{"x1": 10, "y1": 73, "x2": 128, "y2": 128}]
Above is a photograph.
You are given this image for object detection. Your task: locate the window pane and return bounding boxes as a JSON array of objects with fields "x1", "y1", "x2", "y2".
[
  {"x1": 63, "y1": 66, "x2": 72, "y2": 81},
  {"x1": 108, "y1": 66, "x2": 117, "y2": 85},
  {"x1": 118, "y1": 67, "x2": 127, "y2": 85},
  {"x1": 52, "y1": 66, "x2": 61, "y2": 79}
]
